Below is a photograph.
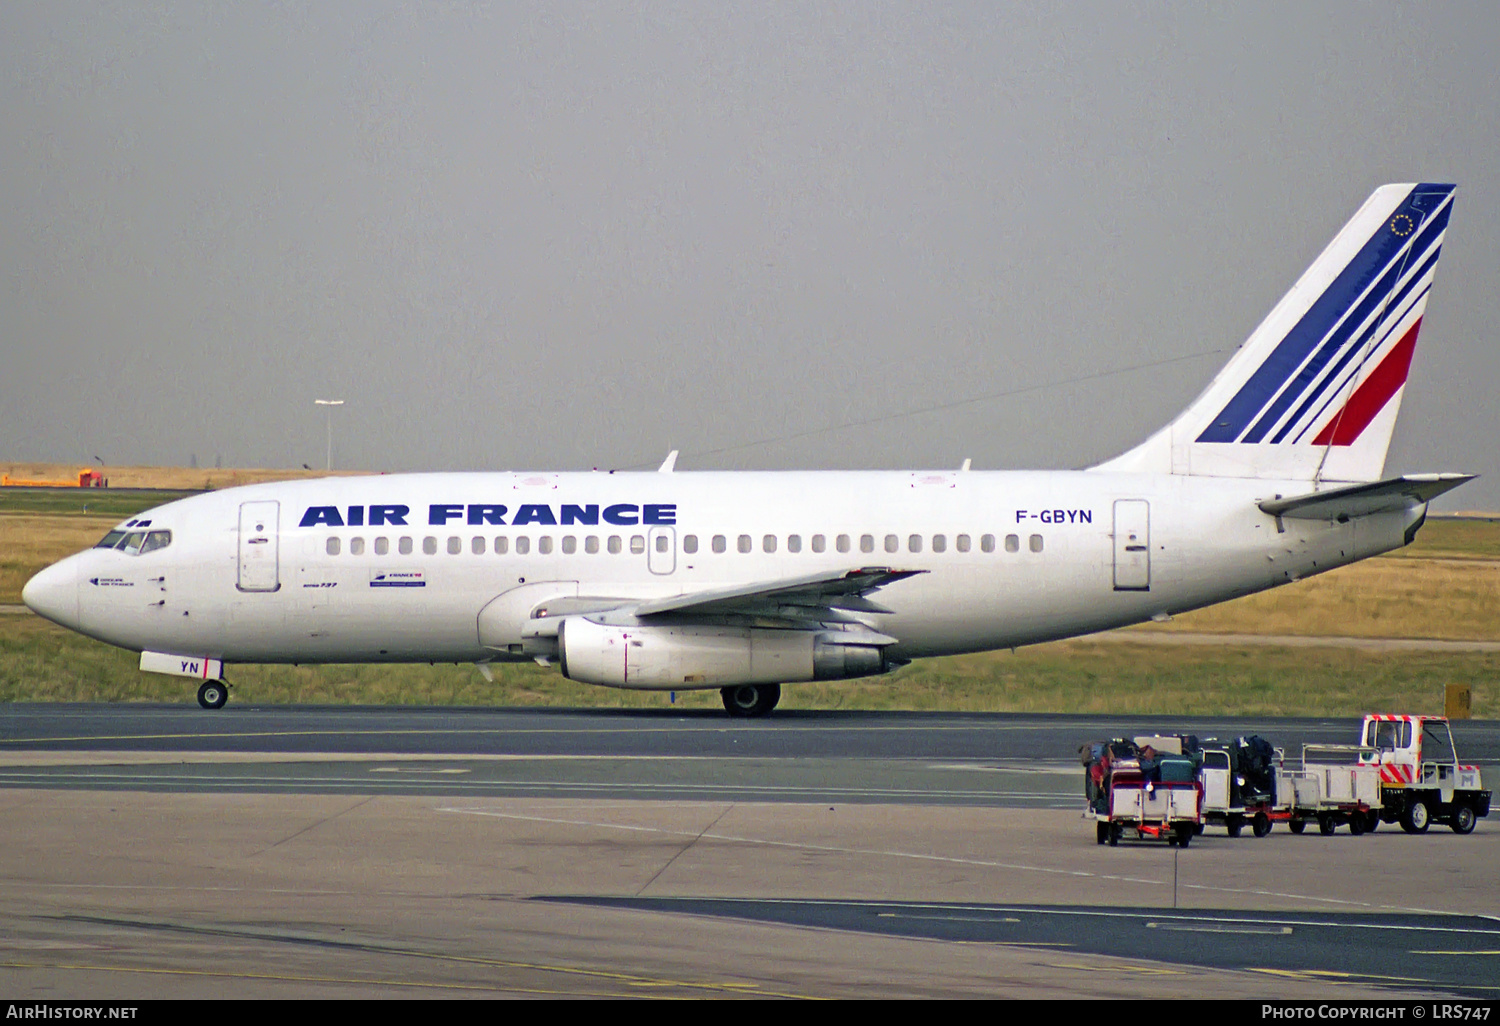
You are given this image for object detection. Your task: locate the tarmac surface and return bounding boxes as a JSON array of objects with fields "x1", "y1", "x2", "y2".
[{"x1": 1, "y1": 704, "x2": 1497, "y2": 999}]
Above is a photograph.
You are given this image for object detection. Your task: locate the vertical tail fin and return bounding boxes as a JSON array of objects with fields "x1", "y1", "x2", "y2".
[{"x1": 1095, "y1": 183, "x2": 1455, "y2": 482}]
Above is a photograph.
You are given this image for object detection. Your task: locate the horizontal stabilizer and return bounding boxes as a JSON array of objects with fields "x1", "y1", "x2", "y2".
[{"x1": 1258, "y1": 473, "x2": 1476, "y2": 521}]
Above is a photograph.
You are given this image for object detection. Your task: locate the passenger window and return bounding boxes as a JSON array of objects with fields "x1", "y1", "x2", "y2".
[
  {"x1": 1005, "y1": 534, "x2": 1019, "y2": 553},
  {"x1": 630, "y1": 535, "x2": 646, "y2": 554},
  {"x1": 981, "y1": 534, "x2": 996, "y2": 553},
  {"x1": 837, "y1": 534, "x2": 851, "y2": 553},
  {"x1": 399, "y1": 536, "x2": 413, "y2": 555},
  {"x1": 350, "y1": 537, "x2": 365, "y2": 556},
  {"x1": 326, "y1": 537, "x2": 341, "y2": 556},
  {"x1": 516, "y1": 536, "x2": 531, "y2": 555},
  {"x1": 447, "y1": 536, "x2": 462, "y2": 555},
  {"x1": 608, "y1": 536, "x2": 623, "y2": 554},
  {"x1": 908, "y1": 534, "x2": 922, "y2": 553},
  {"x1": 1030, "y1": 534, "x2": 1044, "y2": 553},
  {"x1": 956, "y1": 534, "x2": 971, "y2": 553},
  {"x1": 494, "y1": 536, "x2": 508, "y2": 555},
  {"x1": 375, "y1": 537, "x2": 390, "y2": 555},
  {"x1": 932, "y1": 534, "x2": 946, "y2": 553},
  {"x1": 763, "y1": 534, "x2": 777, "y2": 553},
  {"x1": 787, "y1": 534, "x2": 801, "y2": 553},
  {"x1": 811, "y1": 534, "x2": 826, "y2": 553},
  {"x1": 884, "y1": 534, "x2": 899, "y2": 554},
  {"x1": 738, "y1": 535, "x2": 752, "y2": 553},
  {"x1": 423, "y1": 536, "x2": 438, "y2": 556},
  {"x1": 538, "y1": 536, "x2": 553, "y2": 554},
  {"x1": 562, "y1": 536, "x2": 577, "y2": 554},
  {"x1": 860, "y1": 534, "x2": 874, "y2": 553},
  {"x1": 140, "y1": 530, "x2": 172, "y2": 554},
  {"x1": 683, "y1": 535, "x2": 698, "y2": 554},
  {"x1": 712, "y1": 535, "x2": 727, "y2": 554},
  {"x1": 655, "y1": 535, "x2": 669, "y2": 553},
  {"x1": 471, "y1": 536, "x2": 485, "y2": 555},
  {"x1": 585, "y1": 536, "x2": 599, "y2": 554}
]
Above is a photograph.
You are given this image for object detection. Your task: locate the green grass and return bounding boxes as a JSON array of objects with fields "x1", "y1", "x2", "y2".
[
  {"x1": 1, "y1": 616, "x2": 1489, "y2": 717},
  {"x1": 1394, "y1": 516, "x2": 1500, "y2": 560},
  {"x1": 0, "y1": 489, "x2": 198, "y2": 518}
]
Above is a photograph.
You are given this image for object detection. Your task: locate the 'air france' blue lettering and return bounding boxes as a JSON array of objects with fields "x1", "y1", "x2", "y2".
[
  {"x1": 512, "y1": 503, "x2": 558, "y2": 526},
  {"x1": 300, "y1": 506, "x2": 344, "y2": 527},
  {"x1": 369, "y1": 504, "x2": 410, "y2": 526},
  {"x1": 467, "y1": 504, "x2": 508, "y2": 526},
  {"x1": 301, "y1": 502, "x2": 675, "y2": 529}
]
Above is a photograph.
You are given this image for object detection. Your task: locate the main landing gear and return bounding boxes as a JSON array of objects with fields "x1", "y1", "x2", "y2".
[
  {"x1": 721, "y1": 683, "x2": 781, "y2": 718},
  {"x1": 197, "y1": 680, "x2": 230, "y2": 710}
]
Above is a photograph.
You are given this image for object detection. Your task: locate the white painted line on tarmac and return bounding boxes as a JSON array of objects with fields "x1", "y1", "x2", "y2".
[{"x1": 1147, "y1": 921, "x2": 1292, "y2": 935}]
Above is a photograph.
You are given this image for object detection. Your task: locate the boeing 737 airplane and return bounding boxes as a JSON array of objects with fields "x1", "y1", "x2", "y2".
[{"x1": 23, "y1": 183, "x2": 1474, "y2": 715}]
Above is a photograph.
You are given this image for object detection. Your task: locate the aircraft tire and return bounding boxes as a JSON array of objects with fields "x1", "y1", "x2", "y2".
[
  {"x1": 721, "y1": 683, "x2": 781, "y2": 718},
  {"x1": 197, "y1": 680, "x2": 228, "y2": 710}
]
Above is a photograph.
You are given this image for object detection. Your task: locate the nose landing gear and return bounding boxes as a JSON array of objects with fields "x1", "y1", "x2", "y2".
[{"x1": 197, "y1": 679, "x2": 229, "y2": 710}]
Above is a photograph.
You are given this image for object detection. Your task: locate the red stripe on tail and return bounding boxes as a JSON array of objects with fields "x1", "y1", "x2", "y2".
[{"x1": 1312, "y1": 318, "x2": 1422, "y2": 446}]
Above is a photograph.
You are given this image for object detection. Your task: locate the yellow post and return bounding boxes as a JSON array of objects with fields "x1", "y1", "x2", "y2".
[{"x1": 1445, "y1": 683, "x2": 1472, "y2": 720}]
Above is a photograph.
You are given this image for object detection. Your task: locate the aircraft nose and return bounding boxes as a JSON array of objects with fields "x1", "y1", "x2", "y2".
[{"x1": 22, "y1": 558, "x2": 79, "y2": 628}]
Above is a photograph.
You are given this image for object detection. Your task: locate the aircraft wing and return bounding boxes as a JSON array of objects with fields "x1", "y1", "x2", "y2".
[
  {"x1": 632, "y1": 567, "x2": 924, "y2": 619},
  {"x1": 1258, "y1": 473, "x2": 1476, "y2": 521}
]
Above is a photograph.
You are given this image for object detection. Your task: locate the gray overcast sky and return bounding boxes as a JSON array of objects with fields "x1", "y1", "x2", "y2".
[{"x1": 4, "y1": 2, "x2": 1498, "y2": 507}]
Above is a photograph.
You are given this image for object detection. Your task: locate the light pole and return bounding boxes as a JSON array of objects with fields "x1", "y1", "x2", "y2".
[{"x1": 314, "y1": 399, "x2": 344, "y2": 471}]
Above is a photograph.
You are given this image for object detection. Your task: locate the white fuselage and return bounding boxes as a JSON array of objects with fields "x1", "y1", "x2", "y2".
[{"x1": 27, "y1": 469, "x2": 1417, "y2": 684}]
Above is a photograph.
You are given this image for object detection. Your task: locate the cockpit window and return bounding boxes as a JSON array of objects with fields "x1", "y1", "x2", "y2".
[
  {"x1": 102, "y1": 530, "x2": 171, "y2": 555},
  {"x1": 139, "y1": 530, "x2": 172, "y2": 554}
]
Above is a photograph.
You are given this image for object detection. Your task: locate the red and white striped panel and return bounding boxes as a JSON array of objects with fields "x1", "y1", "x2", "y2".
[{"x1": 1378, "y1": 764, "x2": 1415, "y2": 784}]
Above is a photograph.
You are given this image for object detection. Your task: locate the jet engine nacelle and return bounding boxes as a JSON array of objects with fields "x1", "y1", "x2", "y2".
[{"x1": 557, "y1": 617, "x2": 891, "y2": 690}]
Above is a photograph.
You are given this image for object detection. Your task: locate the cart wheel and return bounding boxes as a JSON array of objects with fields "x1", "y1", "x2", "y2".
[
  {"x1": 1175, "y1": 825, "x2": 1193, "y2": 848},
  {"x1": 1400, "y1": 800, "x2": 1430, "y2": 835},
  {"x1": 1349, "y1": 814, "x2": 1366, "y2": 836},
  {"x1": 1362, "y1": 810, "x2": 1380, "y2": 834},
  {"x1": 1108, "y1": 824, "x2": 1121, "y2": 847},
  {"x1": 1288, "y1": 818, "x2": 1306, "y2": 835},
  {"x1": 1097, "y1": 822, "x2": 1110, "y2": 845},
  {"x1": 1226, "y1": 816, "x2": 1242, "y2": 838},
  {"x1": 1252, "y1": 813, "x2": 1272, "y2": 838},
  {"x1": 1318, "y1": 815, "x2": 1337, "y2": 836}
]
